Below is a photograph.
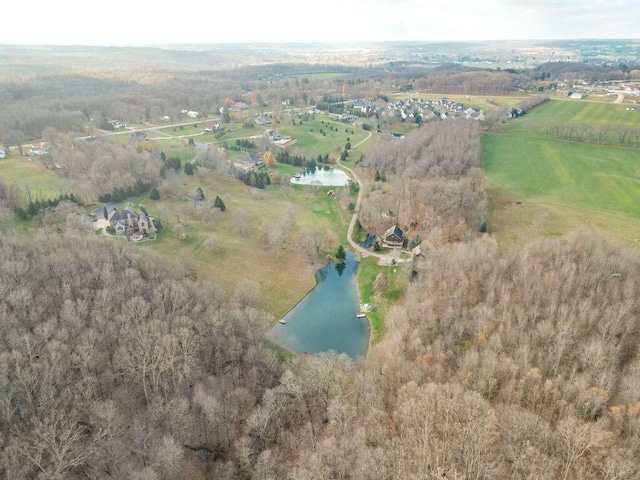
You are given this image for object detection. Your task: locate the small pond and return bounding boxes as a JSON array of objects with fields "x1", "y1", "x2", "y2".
[
  {"x1": 291, "y1": 167, "x2": 350, "y2": 186},
  {"x1": 266, "y1": 251, "x2": 370, "y2": 360}
]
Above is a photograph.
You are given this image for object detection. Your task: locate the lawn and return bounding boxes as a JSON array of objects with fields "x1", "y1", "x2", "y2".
[
  {"x1": 356, "y1": 256, "x2": 409, "y2": 344},
  {"x1": 482, "y1": 133, "x2": 640, "y2": 247},
  {"x1": 276, "y1": 117, "x2": 367, "y2": 157}
]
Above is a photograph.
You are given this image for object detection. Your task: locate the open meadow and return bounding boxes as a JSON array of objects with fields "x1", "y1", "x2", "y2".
[
  {"x1": 0, "y1": 153, "x2": 70, "y2": 203},
  {"x1": 482, "y1": 132, "x2": 640, "y2": 248},
  {"x1": 140, "y1": 167, "x2": 356, "y2": 318},
  {"x1": 503, "y1": 98, "x2": 640, "y2": 144}
]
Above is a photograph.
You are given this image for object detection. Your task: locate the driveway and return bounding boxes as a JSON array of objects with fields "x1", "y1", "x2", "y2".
[{"x1": 336, "y1": 135, "x2": 412, "y2": 266}]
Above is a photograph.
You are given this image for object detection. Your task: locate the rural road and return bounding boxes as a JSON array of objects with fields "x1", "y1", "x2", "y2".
[{"x1": 337, "y1": 130, "x2": 412, "y2": 266}]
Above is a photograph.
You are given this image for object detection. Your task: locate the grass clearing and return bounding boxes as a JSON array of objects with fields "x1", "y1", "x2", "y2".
[
  {"x1": 356, "y1": 255, "x2": 409, "y2": 344},
  {"x1": 0, "y1": 154, "x2": 69, "y2": 202},
  {"x1": 141, "y1": 168, "x2": 354, "y2": 318}
]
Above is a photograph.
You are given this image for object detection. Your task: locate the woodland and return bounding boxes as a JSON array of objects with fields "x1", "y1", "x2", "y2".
[{"x1": 1, "y1": 48, "x2": 640, "y2": 479}]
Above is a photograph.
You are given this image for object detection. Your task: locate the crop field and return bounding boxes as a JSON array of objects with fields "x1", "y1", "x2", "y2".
[{"x1": 482, "y1": 133, "x2": 640, "y2": 247}]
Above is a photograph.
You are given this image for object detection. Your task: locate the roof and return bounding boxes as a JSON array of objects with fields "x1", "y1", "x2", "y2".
[
  {"x1": 108, "y1": 207, "x2": 146, "y2": 224},
  {"x1": 384, "y1": 225, "x2": 404, "y2": 239}
]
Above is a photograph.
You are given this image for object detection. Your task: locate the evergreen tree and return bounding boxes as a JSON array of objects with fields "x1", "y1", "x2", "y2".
[
  {"x1": 336, "y1": 244, "x2": 346, "y2": 262},
  {"x1": 214, "y1": 195, "x2": 226, "y2": 211},
  {"x1": 149, "y1": 188, "x2": 160, "y2": 200}
]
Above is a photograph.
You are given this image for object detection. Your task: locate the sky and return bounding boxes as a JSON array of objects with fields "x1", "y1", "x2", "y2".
[{"x1": 1, "y1": 0, "x2": 639, "y2": 46}]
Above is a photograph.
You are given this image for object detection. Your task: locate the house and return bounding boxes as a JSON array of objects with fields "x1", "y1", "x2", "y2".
[
  {"x1": 30, "y1": 142, "x2": 49, "y2": 155},
  {"x1": 264, "y1": 129, "x2": 282, "y2": 143},
  {"x1": 0, "y1": 149, "x2": 5, "y2": 159},
  {"x1": 255, "y1": 115, "x2": 271, "y2": 126},
  {"x1": 383, "y1": 225, "x2": 404, "y2": 247},
  {"x1": 234, "y1": 152, "x2": 264, "y2": 171},
  {"x1": 108, "y1": 207, "x2": 155, "y2": 236},
  {"x1": 187, "y1": 111, "x2": 200, "y2": 118},
  {"x1": 113, "y1": 221, "x2": 127, "y2": 235},
  {"x1": 130, "y1": 132, "x2": 148, "y2": 140}
]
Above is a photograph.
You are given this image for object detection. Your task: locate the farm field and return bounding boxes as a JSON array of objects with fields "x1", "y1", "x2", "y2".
[
  {"x1": 482, "y1": 133, "x2": 640, "y2": 247},
  {"x1": 503, "y1": 98, "x2": 640, "y2": 141}
]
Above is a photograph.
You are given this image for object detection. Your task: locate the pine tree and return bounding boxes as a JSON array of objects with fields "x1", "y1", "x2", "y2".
[{"x1": 214, "y1": 195, "x2": 226, "y2": 211}]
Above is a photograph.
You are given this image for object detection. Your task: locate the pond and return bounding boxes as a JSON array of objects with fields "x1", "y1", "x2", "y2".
[
  {"x1": 291, "y1": 167, "x2": 350, "y2": 186},
  {"x1": 266, "y1": 251, "x2": 370, "y2": 360}
]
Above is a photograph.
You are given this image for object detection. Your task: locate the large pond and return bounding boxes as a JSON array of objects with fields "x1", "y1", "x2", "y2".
[
  {"x1": 291, "y1": 167, "x2": 350, "y2": 186},
  {"x1": 266, "y1": 251, "x2": 370, "y2": 360}
]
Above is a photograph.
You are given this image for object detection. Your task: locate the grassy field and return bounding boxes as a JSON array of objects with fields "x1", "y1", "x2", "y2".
[
  {"x1": 503, "y1": 98, "x2": 640, "y2": 137},
  {"x1": 141, "y1": 168, "x2": 355, "y2": 318},
  {"x1": 0, "y1": 154, "x2": 69, "y2": 202},
  {"x1": 482, "y1": 133, "x2": 640, "y2": 248}
]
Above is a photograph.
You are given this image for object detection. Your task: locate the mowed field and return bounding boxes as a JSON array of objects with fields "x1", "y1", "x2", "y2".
[
  {"x1": 503, "y1": 98, "x2": 640, "y2": 138},
  {"x1": 482, "y1": 133, "x2": 640, "y2": 247},
  {"x1": 0, "y1": 154, "x2": 69, "y2": 202}
]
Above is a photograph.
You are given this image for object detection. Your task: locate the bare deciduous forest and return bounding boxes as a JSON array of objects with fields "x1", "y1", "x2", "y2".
[{"x1": 1, "y1": 49, "x2": 640, "y2": 479}]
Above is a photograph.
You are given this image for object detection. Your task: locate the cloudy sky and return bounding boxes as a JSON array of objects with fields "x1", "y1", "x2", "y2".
[{"x1": 1, "y1": 0, "x2": 638, "y2": 45}]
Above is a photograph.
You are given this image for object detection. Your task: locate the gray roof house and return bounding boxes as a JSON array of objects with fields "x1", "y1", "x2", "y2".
[
  {"x1": 108, "y1": 207, "x2": 154, "y2": 236},
  {"x1": 383, "y1": 225, "x2": 404, "y2": 247}
]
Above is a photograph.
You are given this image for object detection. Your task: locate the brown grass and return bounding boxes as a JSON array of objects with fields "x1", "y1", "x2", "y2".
[{"x1": 141, "y1": 169, "x2": 352, "y2": 318}]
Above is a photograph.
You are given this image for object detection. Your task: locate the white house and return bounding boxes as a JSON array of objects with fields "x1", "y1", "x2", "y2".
[{"x1": 0, "y1": 149, "x2": 5, "y2": 159}]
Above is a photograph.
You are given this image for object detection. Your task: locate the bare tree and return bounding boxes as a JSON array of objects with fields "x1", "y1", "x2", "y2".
[{"x1": 232, "y1": 208, "x2": 250, "y2": 237}]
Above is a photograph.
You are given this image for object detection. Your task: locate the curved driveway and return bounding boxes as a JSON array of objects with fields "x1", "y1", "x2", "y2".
[{"x1": 337, "y1": 131, "x2": 411, "y2": 266}]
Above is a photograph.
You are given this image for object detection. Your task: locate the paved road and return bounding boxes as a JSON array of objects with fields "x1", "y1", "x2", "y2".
[{"x1": 337, "y1": 131, "x2": 412, "y2": 266}]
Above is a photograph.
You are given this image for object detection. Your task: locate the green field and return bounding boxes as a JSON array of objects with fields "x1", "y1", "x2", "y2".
[
  {"x1": 482, "y1": 133, "x2": 640, "y2": 246},
  {"x1": 0, "y1": 154, "x2": 69, "y2": 202},
  {"x1": 503, "y1": 98, "x2": 640, "y2": 140}
]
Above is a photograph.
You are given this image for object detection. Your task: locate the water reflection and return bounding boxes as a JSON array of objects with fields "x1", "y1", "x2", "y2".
[{"x1": 266, "y1": 251, "x2": 370, "y2": 360}]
